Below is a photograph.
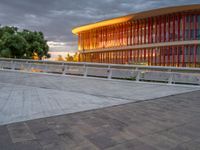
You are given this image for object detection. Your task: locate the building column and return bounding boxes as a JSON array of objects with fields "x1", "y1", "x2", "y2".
[
  {"x1": 194, "y1": 15, "x2": 197, "y2": 40},
  {"x1": 151, "y1": 48, "x2": 153, "y2": 65},
  {"x1": 164, "y1": 15, "x2": 166, "y2": 42},
  {"x1": 194, "y1": 44, "x2": 197, "y2": 67},
  {"x1": 178, "y1": 14, "x2": 180, "y2": 41},
  {"x1": 188, "y1": 46, "x2": 191, "y2": 66},
  {"x1": 159, "y1": 16, "x2": 162, "y2": 42},
  {"x1": 167, "y1": 46, "x2": 170, "y2": 66},
  {"x1": 155, "y1": 17, "x2": 157, "y2": 43},
  {"x1": 148, "y1": 49, "x2": 150, "y2": 65},
  {"x1": 182, "y1": 45, "x2": 185, "y2": 67},
  {"x1": 154, "y1": 48, "x2": 157, "y2": 66},
  {"x1": 130, "y1": 22, "x2": 133, "y2": 46},
  {"x1": 182, "y1": 14, "x2": 186, "y2": 41},
  {"x1": 172, "y1": 15, "x2": 175, "y2": 41},
  {"x1": 189, "y1": 15, "x2": 192, "y2": 40},
  {"x1": 144, "y1": 19, "x2": 147, "y2": 44},
  {"x1": 148, "y1": 18, "x2": 150, "y2": 44},
  {"x1": 134, "y1": 22, "x2": 136, "y2": 45},
  {"x1": 159, "y1": 47, "x2": 162, "y2": 66},
  {"x1": 168, "y1": 15, "x2": 170, "y2": 42},
  {"x1": 177, "y1": 46, "x2": 180, "y2": 67},
  {"x1": 140, "y1": 20, "x2": 143, "y2": 44},
  {"x1": 172, "y1": 46, "x2": 175, "y2": 66},
  {"x1": 163, "y1": 47, "x2": 166, "y2": 66}
]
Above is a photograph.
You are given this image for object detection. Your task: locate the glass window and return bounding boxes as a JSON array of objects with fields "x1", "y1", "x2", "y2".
[
  {"x1": 197, "y1": 46, "x2": 200, "y2": 55},
  {"x1": 191, "y1": 46, "x2": 194, "y2": 55},
  {"x1": 190, "y1": 16, "x2": 194, "y2": 22},
  {"x1": 197, "y1": 15, "x2": 200, "y2": 23},
  {"x1": 185, "y1": 46, "x2": 189, "y2": 55},
  {"x1": 185, "y1": 29, "x2": 189, "y2": 40},
  {"x1": 191, "y1": 29, "x2": 194, "y2": 40},
  {"x1": 197, "y1": 29, "x2": 200, "y2": 40},
  {"x1": 186, "y1": 16, "x2": 190, "y2": 23}
]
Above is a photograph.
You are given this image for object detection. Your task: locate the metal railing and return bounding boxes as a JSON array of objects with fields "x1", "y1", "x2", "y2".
[{"x1": 0, "y1": 58, "x2": 200, "y2": 85}]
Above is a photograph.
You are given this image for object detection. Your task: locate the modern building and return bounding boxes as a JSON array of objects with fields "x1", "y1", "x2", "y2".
[{"x1": 72, "y1": 5, "x2": 200, "y2": 67}]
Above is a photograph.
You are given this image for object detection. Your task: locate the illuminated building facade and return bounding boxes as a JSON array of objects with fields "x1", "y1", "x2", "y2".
[{"x1": 72, "y1": 5, "x2": 200, "y2": 67}]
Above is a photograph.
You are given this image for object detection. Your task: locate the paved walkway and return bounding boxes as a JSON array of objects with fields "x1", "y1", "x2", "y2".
[
  {"x1": 0, "y1": 70, "x2": 199, "y2": 125},
  {"x1": 0, "y1": 90, "x2": 200, "y2": 150}
]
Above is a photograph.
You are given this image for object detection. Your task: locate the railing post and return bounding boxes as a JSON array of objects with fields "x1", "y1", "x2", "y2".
[
  {"x1": 44, "y1": 64, "x2": 48, "y2": 73},
  {"x1": 135, "y1": 67, "x2": 141, "y2": 82},
  {"x1": 168, "y1": 73, "x2": 174, "y2": 84},
  {"x1": 24, "y1": 60, "x2": 29, "y2": 71},
  {"x1": 11, "y1": 61, "x2": 15, "y2": 70},
  {"x1": 107, "y1": 65, "x2": 112, "y2": 79},
  {"x1": 168, "y1": 69, "x2": 173, "y2": 84},
  {"x1": 28, "y1": 63, "x2": 32, "y2": 72},
  {"x1": 62, "y1": 63, "x2": 66, "y2": 75},
  {"x1": 0, "y1": 61, "x2": 3, "y2": 70},
  {"x1": 199, "y1": 77, "x2": 200, "y2": 85},
  {"x1": 84, "y1": 64, "x2": 88, "y2": 77}
]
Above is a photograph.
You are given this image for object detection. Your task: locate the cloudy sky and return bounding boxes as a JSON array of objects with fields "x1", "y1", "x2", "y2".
[{"x1": 0, "y1": 0, "x2": 199, "y2": 58}]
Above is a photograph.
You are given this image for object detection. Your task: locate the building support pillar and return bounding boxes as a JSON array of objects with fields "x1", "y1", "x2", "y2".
[{"x1": 194, "y1": 44, "x2": 197, "y2": 67}]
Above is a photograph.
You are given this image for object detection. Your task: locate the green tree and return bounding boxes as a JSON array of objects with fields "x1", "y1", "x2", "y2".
[
  {"x1": 0, "y1": 48, "x2": 11, "y2": 58},
  {"x1": 56, "y1": 55, "x2": 64, "y2": 61},
  {"x1": 20, "y1": 30, "x2": 49, "y2": 59},
  {"x1": 0, "y1": 26, "x2": 50, "y2": 59},
  {"x1": 65, "y1": 53, "x2": 74, "y2": 61},
  {"x1": 65, "y1": 53, "x2": 79, "y2": 62},
  {"x1": 2, "y1": 33, "x2": 28, "y2": 58}
]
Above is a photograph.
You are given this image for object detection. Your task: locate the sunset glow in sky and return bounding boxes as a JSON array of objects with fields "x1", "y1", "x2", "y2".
[{"x1": 0, "y1": 0, "x2": 199, "y2": 59}]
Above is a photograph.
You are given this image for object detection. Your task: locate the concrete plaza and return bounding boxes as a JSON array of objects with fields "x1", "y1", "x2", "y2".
[
  {"x1": 0, "y1": 70, "x2": 200, "y2": 149},
  {"x1": 0, "y1": 70, "x2": 198, "y2": 125}
]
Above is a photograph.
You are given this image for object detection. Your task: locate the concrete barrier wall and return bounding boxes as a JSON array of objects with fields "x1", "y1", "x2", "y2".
[
  {"x1": 143, "y1": 72, "x2": 170, "y2": 82},
  {"x1": 65, "y1": 65, "x2": 85, "y2": 75},
  {"x1": 87, "y1": 67, "x2": 108, "y2": 77},
  {"x1": 0, "y1": 58, "x2": 200, "y2": 85},
  {"x1": 111, "y1": 69, "x2": 138, "y2": 79},
  {"x1": 173, "y1": 73, "x2": 200, "y2": 84}
]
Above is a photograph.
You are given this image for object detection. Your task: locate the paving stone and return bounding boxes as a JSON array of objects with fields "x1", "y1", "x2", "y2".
[
  {"x1": 173, "y1": 139, "x2": 200, "y2": 150},
  {"x1": 139, "y1": 133, "x2": 180, "y2": 150},
  {"x1": 13, "y1": 140, "x2": 43, "y2": 150},
  {"x1": 27, "y1": 119, "x2": 49, "y2": 134},
  {"x1": 0, "y1": 126, "x2": 15, "y2": 150},
  {"x1": 57, "y1": 127, "x2": 89, "y2": 149},
  {"x1": 7, "y1": 122, "x2": 36, "y2": 143},
  {"x1": 85, "y1": 132, "x2": 117, "y2": 149},
  {"x1": 33, "y1": 128, "x2": 59, "y2": 145},
  {"x1": 105, "y1": 139, "x2": 157, "y2": 150},
  {"x1": 70, "y1": 140, "x2": 100, "y2": 150},
  {"x1": 42, "y1": 140, "x2": 69, "y2": 150},
  {"x1": 169, "y1": 125, "x2": 200, "y2": 141}
]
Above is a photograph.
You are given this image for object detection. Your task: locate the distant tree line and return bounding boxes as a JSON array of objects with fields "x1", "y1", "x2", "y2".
[
  {"x1": 56, "y1": 53, "x2": 79, "y2": 62},
  {"x1": 0, "y1": 26, "x2": 50, "y2": 59}
]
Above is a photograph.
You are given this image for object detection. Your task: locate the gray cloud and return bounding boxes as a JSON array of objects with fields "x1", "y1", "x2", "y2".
[{"x1": 0, "y1": 0, "x2": 199, "y2": 55}]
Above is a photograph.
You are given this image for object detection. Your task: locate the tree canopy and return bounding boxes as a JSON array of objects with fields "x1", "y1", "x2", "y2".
[{"x1": 0, "y1": 26, "x2": 50, "y2": 59}]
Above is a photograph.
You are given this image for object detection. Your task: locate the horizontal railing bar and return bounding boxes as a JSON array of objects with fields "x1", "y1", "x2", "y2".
[{"x1": 0, "y1": 58, "x2": 200, "y2": 72}]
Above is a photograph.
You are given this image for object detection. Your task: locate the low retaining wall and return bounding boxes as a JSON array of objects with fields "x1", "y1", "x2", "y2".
[{"x1": 0, "y1": 58, "x2": 200, "y2": 85}]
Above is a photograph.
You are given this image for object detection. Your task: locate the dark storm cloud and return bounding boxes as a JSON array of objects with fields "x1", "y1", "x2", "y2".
[{"x1": 0, "y1": 0, "x2": 199, "y2": 54}]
